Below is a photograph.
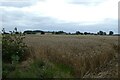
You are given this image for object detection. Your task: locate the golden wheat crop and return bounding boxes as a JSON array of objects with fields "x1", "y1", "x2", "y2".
[{"x1": 24, "y1": 35, "x2": 118, "y2": 78}]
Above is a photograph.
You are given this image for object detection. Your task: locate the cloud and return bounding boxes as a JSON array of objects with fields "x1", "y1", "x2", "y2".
[
  {"x1": 1, "y1": 8, "x2": 64, "y2": 31},
  {"x1": 21, "y1": 0, "x2": 118, "y2": 24},
  {"x1": 67, "y1": 0, "x2": 105, "y2": 6},
  {"x1": 2, "y1": 9, "x2": 117, "y2": 33},
  {"x1": 0, "y1": 2, "x2": 32, "y2": 8},
  {"x1": 0, "y1": 0, "x2": 45, "y2": 8},
  {"x1": 0, "y1": 0, "x2": 119, "y2": 33}
]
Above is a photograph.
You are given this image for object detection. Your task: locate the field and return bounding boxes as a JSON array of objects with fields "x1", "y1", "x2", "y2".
[{"x1": 3, "y1": 35, "x2": 119, "y2": 78}]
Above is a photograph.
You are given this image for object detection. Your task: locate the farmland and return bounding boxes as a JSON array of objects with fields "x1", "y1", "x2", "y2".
[{"x1": 3, "y1": 35, "x2": 119, "y2": 78}]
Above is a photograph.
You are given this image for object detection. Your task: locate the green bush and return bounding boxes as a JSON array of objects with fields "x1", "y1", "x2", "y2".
[
  {"x1": 2, "y1": 28, "x2": 28, "y2": 63},
  {"x1": 2, "y1": 63, "x2": 16, "y2": 78}
]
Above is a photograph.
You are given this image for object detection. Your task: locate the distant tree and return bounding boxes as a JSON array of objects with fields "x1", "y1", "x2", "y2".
[
  {"x1": 52, "y1": 31, "x2": 55, "y2": 34},
  {"x1": 33, "y1": 30, "x2": 43, "y2": 33},
  {"x1": 90, "y1": 33, "x2": 94, "y2": 35},
  {"x1": 13, "y1": 27, "x2": 20, "y2": 34},
  {"x1": 23, "y1": 30, "x2": 33, "y2": 34},
  {"x1": 80, "y1": 33, "x2": 83, "y2": 35},
  {"x1": 41, "y1": 31, "x2": 45, "y2": 34},
  {"x1": 14, "y1": 27, "x2": 17, "y2": 32},
  {"x1": 97, "y1": 31, "x2": 104, "y2": 35},
  {"x1": 109, "y1": 31, "x2": 114, "y2": 35},
  {"x1": 103, "y1": 32, "x2": 107, "y2": 35},
  {"x1": 55, "y1": 31, "x2": 65, "y2": 34},
  {"x1": 68, "y1": 32, "x2": 71, "y2": 35},
  {"x1": 84, "y1": 32, "x2": 88, "y2": 35},
  {"x1": 76, "y1": 31, "x2": 80, "y2": 35},
  {"x1": 59, "y1": 31, "x2": 64, "y2": 33},
  {"x1": 2, "y1": 28, "x2": 9, "y2": 34},
  {"x1": 2, "y1": 28, "x2": 5, "y2": 34}
]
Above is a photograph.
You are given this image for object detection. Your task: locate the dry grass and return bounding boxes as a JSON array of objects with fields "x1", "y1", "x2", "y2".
[{"x1": 24, "y1": 35, "x2": 118, "y2": 78}]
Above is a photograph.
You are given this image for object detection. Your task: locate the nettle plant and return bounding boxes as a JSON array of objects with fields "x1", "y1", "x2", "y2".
[{"x1": 2, "y1": 28, "x2": 28, "y2": 64}]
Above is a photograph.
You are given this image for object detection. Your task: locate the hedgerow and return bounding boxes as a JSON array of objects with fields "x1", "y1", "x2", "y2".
[{"x1": 2, "y1": 28, "x2": 28, "y2": 63}]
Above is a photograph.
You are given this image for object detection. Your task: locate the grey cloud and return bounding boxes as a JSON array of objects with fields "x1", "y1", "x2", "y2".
[
  {"x1": 67, "y1": 0, "x2": 104, "y2": 6},
  {"x1": 0, "y1": 0, "x2": 45, "y2": 8},
  {"x1": 1, "y1": 7, "x2": 118, "y2": 33},
  {"x1": 0, "y1": 2, "x2": 32, "y2": 8},
  {"x1": 2, "y1": 9, "x2": 62, "y2": 31}
]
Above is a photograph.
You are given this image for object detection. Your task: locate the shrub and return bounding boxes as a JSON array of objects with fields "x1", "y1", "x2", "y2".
[
  {"x1": 2, "y1": 63, "x2": 16, "y2": 78},
  {"x1": 2, "y1": 28, "x2": 28, "y2": 63},
  {"x1": 109, "y1": 31, "x2": 114, "y2": 35}
]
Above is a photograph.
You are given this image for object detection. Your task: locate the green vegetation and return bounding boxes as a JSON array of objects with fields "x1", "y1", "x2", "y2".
[
  {"x1": 2, "y1": 28, "x2": 28, "y2": 78},
  {"x1": 2, "y1": 28, "x2": 118, "y2": 78},
  {"x1": 4, "y1": 59, "x2": 73, "y2": 78},
  {"x1": 23, "y1": 29, "x2": 117, "y2": 36},
  {"x1": 2, "y1": 28, "x2": 73, "y2": 78},
  {"x1": 2, "y1": 28, "x2": 27, "y2": 63}
]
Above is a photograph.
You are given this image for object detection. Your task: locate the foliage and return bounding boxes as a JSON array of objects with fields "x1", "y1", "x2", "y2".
[
  {"x1": 2, "y1": 63, "x2": 16, "y2": 78},
  {"x1": 97, "y1": 31, "x2": 107, "y2": 35},
  {"x1": 23, "y1": 30, "x2": 45, "y2": 34},
  {"x1": 55, "y1": 31, "x2": 66, "y2": 34},
  {"x1": 2, "y1": 30, "x2": 118, "y2": 78},
  {"x1": 97, "y1": 31, "x2": 104, "y2": 35},
  {"x1": 2, "y1": 28, "x2": 28, "y2": 63},
  {"x1": 76, "y1": 31, "x2": 83, "y2": 35},
  {"x1": 6, "y1": 59, "x2": 73, "y2": 78},
  {"x1": 109, "y1": 31, "x2": 114, "y2": 35},
  {"x1": 76, "y1": 31, "x2": 80, "y2": 35}
]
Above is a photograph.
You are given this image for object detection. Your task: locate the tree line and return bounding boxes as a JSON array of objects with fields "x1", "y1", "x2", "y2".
[
  {"x1": 1, "y1": 27, "x2": 114, "y2": 36},
  {"x1": 23, "y1": 30, "x2": 114, "y2": 35},
  {"x1": 75, "y1": 31, "x2": 114, "y2": 35}
]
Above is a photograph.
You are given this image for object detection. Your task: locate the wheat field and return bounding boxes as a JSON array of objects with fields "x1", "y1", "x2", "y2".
[{"x1": 23, "y1": 35, "x2": 118, "y2": 78}]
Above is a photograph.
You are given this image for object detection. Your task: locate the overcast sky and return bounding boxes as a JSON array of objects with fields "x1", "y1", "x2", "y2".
[{"x1": 0, "y1": 0, "x2": 119, "y2": 33}]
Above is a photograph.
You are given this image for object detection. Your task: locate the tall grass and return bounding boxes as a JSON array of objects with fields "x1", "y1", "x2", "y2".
[{"x1": 24, "y1": 35, "x2": 118, "y2": 78}]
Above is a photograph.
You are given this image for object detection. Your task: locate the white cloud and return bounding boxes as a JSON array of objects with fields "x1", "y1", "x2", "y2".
[
  {"x1": 19, "y1": 0, "x2": 119, "y2": 25},
  {"x1": 0, "y1": 0, "x2": 119, "y2": 33},
  {"x1": 1, "y1": 0, "x2": 118, "y2": 23}
]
